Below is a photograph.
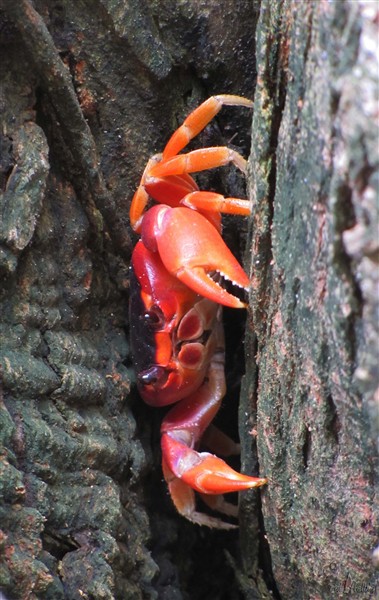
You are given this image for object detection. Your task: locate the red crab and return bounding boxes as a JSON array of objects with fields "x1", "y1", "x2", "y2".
[{"x1": 129, "y1": 95, "x2": 267, "y2": 528}]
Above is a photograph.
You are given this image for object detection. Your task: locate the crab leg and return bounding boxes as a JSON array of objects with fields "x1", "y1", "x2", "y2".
[
  {"x1": 161, "y1": 350, "x2": 266, "y2": 526},
  {"x1": 162, "y1": 434, "x2": 266, "y2": 494},
  {"x1": 149, "y1": 146, "x2": 247, "y2": 178},
  {"x1": 130, "y1": 154, "x2": 203, "y2": 231},
  {"x1": 161, "y1": 347, "x2": 226, "y2": 443},
  {"x1": 201, "y1": 424, "x2": 241, "y2": 457},
  {"x1": 130, "y1": 95, "x2": 252, "y2": 230},
  {"x1": 181, "y1": 191, "x2": 251, "y2": 216},
  {"x1": 162, "y1": 463, "x2": 238, "y2": 529},
  {"x1": 162, "y1": 95, "x2": 253, "y2": 160},
  {"x1": 200, "y1": 494, "x2": 239, "y2": 518},
  {"x1": 130, "y1": 156, "x2": 162, "y2": 232}
]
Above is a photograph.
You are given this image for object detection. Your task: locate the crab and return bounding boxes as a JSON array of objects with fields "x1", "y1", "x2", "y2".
[{"x1": 129, "y1": 95, "x2": 267, "y2": 528}]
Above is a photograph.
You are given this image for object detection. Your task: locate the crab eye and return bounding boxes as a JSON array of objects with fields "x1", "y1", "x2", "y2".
[
  {"x1": 138, "y1": 366, "x2": 168, "y2": 386},
  {"x1": 143, "y1": 305, "x2": 164, "y2": 329}
]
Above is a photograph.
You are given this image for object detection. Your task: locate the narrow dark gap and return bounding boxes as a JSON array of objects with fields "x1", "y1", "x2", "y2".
[
  {"x1": 42, "y1": 532, "x2": 78, "y2": 562},
  {"x1": 249, "y1": 12, "x2": 289, "y2": 598},
  {"x1": 325, "y1": 393, "x2": 341, "y2": 447},
  {"x1": 265, "y1": 33, "x2": 288, "y2": 229},
  {"x1": 0, "y1": 132, "x2": 14, "y2": 191},
  {"x1": 257, "y1": 498, "x2": 282, "y2": 600},
  {"x1": 302, "y1": 426, "x2": 312, "y2": 470},
  {"x1": 34, "y1": 85, "x2": 78, "y2": 189},
  {"x1": 333, "y1": 180, "x2": 364, "y2": 368},
  {"x1": 246, "y1": 354, "x2": 282, "y2": 600}
]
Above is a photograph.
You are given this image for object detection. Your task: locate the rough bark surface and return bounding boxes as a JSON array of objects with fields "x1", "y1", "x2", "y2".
[
  {"x1": 0, "y1": 1, "x2": 377, "y2": 600},
  {"x1": 240, "y1": 2, "x2": 378, "y2": 599}
]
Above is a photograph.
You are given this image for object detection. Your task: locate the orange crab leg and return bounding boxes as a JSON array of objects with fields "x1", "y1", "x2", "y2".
[
  {"x1": 149, "y1": 146, "x2": 247, "y2": 178},
  {"x1": 160, "y1": 353, "x2": 266, "y2": 526},
  {"x1": 162, "y1": 94, "x2": 253, "y2": 160},
  {"x1": 130, "y1": 156, "x2": 161, "y2": 231},
  {"x1": 162, "y1": 461, "x2": 238, "y2": 529},
  {"x1": 161, "y1": 347, "x2": 227, "y2": 441},
  {"x1": 130, "y1": 187, "x2": 149, "y2": 232},
  {"x1": 181, "y1": 191, "x2": 251, "y2": 216},
  {"x1": 144, "y1": 175, "x2": 198, "y2": 207},
  {"x1": 130, "y1": 95, "x2": 252, "y2": 230},
  {"x1": 161, "y1": 355, "x2": 266, "y2": 495},
  {"x1": 162, "y1": 434, "x2": 266, "y2": 495},
  {"x1": 130, "y1": 157, "x2": 200, "y2": 231},
  {"x1": 201, "y1": 424, "x2": 241, "y2": 457}
]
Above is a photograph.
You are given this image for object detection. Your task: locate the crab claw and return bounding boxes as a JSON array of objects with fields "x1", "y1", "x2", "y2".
[
  {"x1": 141, "y1": 205, "x2": 250, "y2": 309},
  {"x1": 162, "y1": 433, "x2": 267, "y2": 495}
]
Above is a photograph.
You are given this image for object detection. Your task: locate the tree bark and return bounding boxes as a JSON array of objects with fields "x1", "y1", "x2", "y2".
[
  {"x1": 240, "y1": 2, "x2": 378, "y2": 599},
  {"x1": 0, "y1": 1, "x2": 377, "y2": 599}
]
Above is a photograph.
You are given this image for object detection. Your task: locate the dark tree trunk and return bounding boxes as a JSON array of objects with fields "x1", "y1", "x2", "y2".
[
  {"x1": 240, "y1": 3, "x2": 378, "y2": 599},
  {"x1": 0, "y1": 1, "x2": 377, "y2": 599}
]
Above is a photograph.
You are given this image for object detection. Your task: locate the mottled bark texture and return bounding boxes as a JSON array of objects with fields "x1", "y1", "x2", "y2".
[
  {"x1": 240, "y1": 2, "x2": 378, "y2": 600},
  {"x1": 0, "y1": 1, "x2": 377, "y2": 600}
]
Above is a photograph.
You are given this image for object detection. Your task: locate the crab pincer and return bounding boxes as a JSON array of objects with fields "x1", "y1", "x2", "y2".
[
  {"x1": 159, "y1": 354, "x2": 267, "y2": 528},
  {"x1": 140, "y1": 204, "x2": 250, "y2": 309}
]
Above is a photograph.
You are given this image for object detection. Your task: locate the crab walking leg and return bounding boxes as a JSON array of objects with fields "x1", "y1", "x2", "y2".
[
  {"x1": 149, "y1": 146, "x2": 247, "y2": 178},
  {"x1": 161, "y1": 352, "x2": 267, "y2": 499},
  {"x1": 200, "y1": 493, "x2": 239, "y2": 518},
  {"x1": 161, "y1": 349, "x2": 226, "y2": 444},
  {"x1": 181, "y1": 190, "x2": 251, "y2": 217},
  {"x1": 162, "y1": 95, "x2": 253, "y2": 160},
  {"x1": 130, "y1": 160, "x2": 201, "y2": 231},
  {"x1": 199, "y1": 424, "x2": 246, "y2": 519},
  {"x1": 158, "y1": 318, "x2": 242, "y2": 529},
  {"x1": 130, "y1": 156, "x2": 162, "y2": 232},
  {"x1": 161, "y1": 461, "x2": 238, "y2": 529},
  {"x1": 201, "y1": 423, "x2": 241, "y2": 457},
  {"x1": 162, "y1": 434, "x2": 267, "y2": 495}
]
